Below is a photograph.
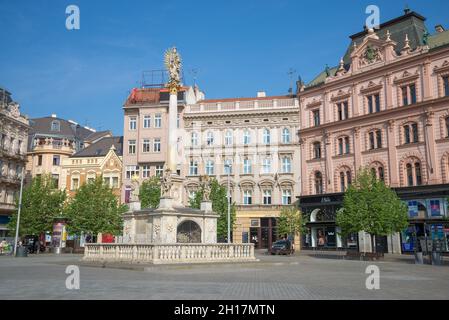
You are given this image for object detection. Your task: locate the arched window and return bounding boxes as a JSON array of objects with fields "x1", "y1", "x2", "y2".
[
  {"x1": 405, "y1": 160, "x2": 423, "y2": 186},
  {"x1": 313, "y1": 142, "x2": 321, "y2": 159},
  {"x1": 225, "y1": 130, "x2": 233, "y2": 146},
  {"x1": 177, "y1": 220, "x2": 201, "y2": 243},
  {"x1": 263, "y1": 128, "x2": 271, "y2": 144},
  {"x1": 314, "y1": 171, "x2": 323, "y2": 194},
  {"x1": 338, "y1": 168, "x2": 352, "y2": 191},
  {"x1": 282, "y1": 128, "x2": 291, "y2": 143},
  {"x1": 51, "y1": 120, "x2": 60, "y2": 132},
  {"x1": 406, "y1": 163, "x2": 413, "y2": 186},
  {"x1": 378, "y1": 166, "x2": 385, "y2": 182}
]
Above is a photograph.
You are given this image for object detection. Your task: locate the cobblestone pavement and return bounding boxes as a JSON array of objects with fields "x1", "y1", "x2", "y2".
[{"x1": 0, "y1": 252, "x2": 448, "y2": 300}]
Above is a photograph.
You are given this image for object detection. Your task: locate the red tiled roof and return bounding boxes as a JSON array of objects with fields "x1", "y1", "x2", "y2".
[{"x1": 197, "y1": 95, "x2": 292, "y2": 104}]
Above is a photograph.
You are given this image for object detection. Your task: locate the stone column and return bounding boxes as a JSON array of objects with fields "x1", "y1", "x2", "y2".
[
  {"x1": 387, "y1": 120, "x2": 399, "y2": 187},
  {"x1": 168, "y1": 92, "x2": 178, "y2": 172},
  {"x1": 353, "y1": 127, "x2": 361, "y2": 172},
  {"x1": 424, "y1": 110, "x2": 438, "y2": 184}
]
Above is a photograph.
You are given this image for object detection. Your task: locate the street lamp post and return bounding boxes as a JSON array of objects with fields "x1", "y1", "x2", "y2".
[
  {"x1": 225, "y1": 164, "x2": 231, "y2": 244},
  {"x1": 13, "y1": 167, "x2": 25, "y2": 257}
]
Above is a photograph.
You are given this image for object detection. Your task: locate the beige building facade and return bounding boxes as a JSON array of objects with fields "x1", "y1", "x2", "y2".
[{"x1": 0, "y1": 88, "x2": 29, "y2": 237}]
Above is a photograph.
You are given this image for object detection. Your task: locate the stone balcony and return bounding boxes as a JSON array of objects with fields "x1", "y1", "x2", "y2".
[
  {"x1": 83, "y1": 243, "x2": 257, "y2": 264},
  {"x1": 185, "y1": 98, "x2": 299, "y2": 114}
]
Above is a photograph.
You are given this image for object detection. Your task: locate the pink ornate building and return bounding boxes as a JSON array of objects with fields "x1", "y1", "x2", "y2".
[{"x1": 297, "y1": 10, "x2": 449, "y2": 253}]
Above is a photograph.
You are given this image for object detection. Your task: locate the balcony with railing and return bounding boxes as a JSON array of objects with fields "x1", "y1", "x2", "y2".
[{"x1": 185, "y1": 98, "x2": 299, "y2": 114}]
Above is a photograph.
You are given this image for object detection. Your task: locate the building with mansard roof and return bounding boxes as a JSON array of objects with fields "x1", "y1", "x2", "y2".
[{"x1": 296, "y1": 9, "x2": 449, "y2": 253}]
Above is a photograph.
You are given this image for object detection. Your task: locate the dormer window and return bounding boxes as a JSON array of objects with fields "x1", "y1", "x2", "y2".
[
  {"x1": 336, "y1": 101, "x2": 349, "y2": 121},
  {"x1": 367, "y1": 93, "x2": 380, "y2": 114},
  {"x1": 401, "y1": 84, "x2": 417, "y2": 106},
  {"x1": 51, "y1": 120, "x2": 60, "y2": 132}
]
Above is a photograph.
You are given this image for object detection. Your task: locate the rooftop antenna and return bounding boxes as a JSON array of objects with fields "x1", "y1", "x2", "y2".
[{"x1": 287, "y1": 68, "x2": 296, "y2": 95}]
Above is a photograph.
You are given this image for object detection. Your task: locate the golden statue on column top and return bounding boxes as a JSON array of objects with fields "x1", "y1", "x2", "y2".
[{"x1": 164, "y1": 47, "x2": 182, "y2": 94}]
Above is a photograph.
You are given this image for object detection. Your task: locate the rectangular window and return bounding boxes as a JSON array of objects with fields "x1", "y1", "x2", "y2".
[
  {"x1": 344, "y1": 137, "x2": 350, "y2": 154},
  {"x1": 243, "y1": 159, "x2": 252, "y2": 174},
  {"x1": 191, "y1": 132, "x2": 198, "y2": 146},
  {"x1": 128, "y1": 140, "x2": 136, "y2": 154},
  {"x1": 376, "y1": 131, "x2": 382, "y2": 148},
  {"x1": 37, "y1": 155, "x2": 43, "y2": 166},
  {"x1": 282, "y1": 189, "x2": 292, "y2": 205},
  {"x1": 155, "y1": 165, "x2": 164, "y2": 177},
  {"x1": 444, "y1": 76, "x2": 449, "y2": 97},
  {"x1": 410, "y1": 84, "x2": 417, "y2": 104},
  {"x1": 142, "y1": 165, "x2": 150, "y2": 178},
  {"x1": 143, "y1": 115, "x2": 151, "y2": 128},
  {"x1": 142, "y1": 139, "x2": 151, "y2": 153},
  {"x1": 177, "y1": 113, "x2": 180, "y2": 129},
  {"x1": 313, "y1": 143, "x2": 321, "y2": 159},
  {"x1": 375, "y1": 94, "x2": 380, "y2": 112},
  {"x1": 189, "y1": 161, "x2": 198, "y2": 176},
  {"x1": 404, "y1": 126, "x2": 411, "y2": 144},
  {"x1": 112, "y1": 177, "x2": 119, "y2": 188},
  {"x1": 338, "y1": 138, "x2": 343, "y2": 155},
  {"x1": 402, "y1": 86, "x2": 408, "y2": 106},
  {"x1": 71, "y1": 178, "x2": 79, "y2": 190},
  {"x1": 224, "y1": 160, "x2": 232, "y2": 174},
  {"x1": 205, "y1": 160, "x2": 214, "y2": 175},
  {"x1": 282, "y1": 157, "x2": 291, "y2": 173},
  {"x1": 155, "y1": 114, "x2": 162, "y2": 128},
  {"x1": 313, "y1": 110, "x2": 320, "y2": 127},
  {"x1": 126, "y1": 165, "x2": 139, "y2": 179},
  {"x1": 367, "y1": 95, "x2": 373, "y2": 114},
  {"x1": 262, "y1": 158, "x2": 271, "y2": 174},
  {"x1": 153, "y1": 138, "x2": 161, "y2": 152},
  {"x1": 52, "y1": 155, "x2": 60, "y2": 166},
  {"x1": 263, "y1": 190, "x2": 272, "y2": 205},
  {"x1": 412, "y1": 123, "x2": 419, "y2": 143},
  {"x1": 243, "y1": 190, "x2": 252, "y2": 205},
  {"x1": 243, "y1": 131, "x2": 251, "y2": 145},
  {"x1": 52, "y1": 174, "x2": 59, "y2": 188},
  {"x1": 129, "y1": 117, "x2": 137, "y2": 130},
  {"x1": 343, "y1": 102, "x2": 349, "y2": 119},
  {"x1": 337, "y1": 103, "x2": 343, "y2": 121},
  {"x1": 369, "y1": 132, "x2": 375, "y2": 150}
]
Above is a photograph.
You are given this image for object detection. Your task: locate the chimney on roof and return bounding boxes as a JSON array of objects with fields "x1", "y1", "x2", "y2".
[
  {"x1": 404, "y1": 6, "x2": 411, "y2": 15},
  {"x1": 257, "y1": 91, "x2": 266, "y2": 98},
  {"x1": 51, "y1": 114, "x2": 57, "y2": 118},
  {"x1": 435, "y1": 24, "x2": 445, "y2": 33}
]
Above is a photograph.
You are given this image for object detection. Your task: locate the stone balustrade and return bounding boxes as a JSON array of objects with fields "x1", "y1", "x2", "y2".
[
  {"x1": 83, "y1": 243, "x2": 257, "y2": 264},
  {"x1": 186, "y1": 98, "x2": 298, "y2": 113}
]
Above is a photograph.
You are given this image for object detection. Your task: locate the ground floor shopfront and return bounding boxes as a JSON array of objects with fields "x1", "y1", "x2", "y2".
[
  {"x1": 233, "y1": 205, "x2": 300, "y2": 250},
  {"x1": 297, "y1": 184, "x2": 449, "y2": 254}
]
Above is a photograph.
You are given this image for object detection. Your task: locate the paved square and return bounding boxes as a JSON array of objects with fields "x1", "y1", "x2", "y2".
[{"x1": 0, "y1": 253, "x2": 448, "y2": 299}]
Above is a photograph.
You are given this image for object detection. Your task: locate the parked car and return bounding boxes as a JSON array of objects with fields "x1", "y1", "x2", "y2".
[{"x1": 271, "y1": 240, "x2": 293, "y2": 255}]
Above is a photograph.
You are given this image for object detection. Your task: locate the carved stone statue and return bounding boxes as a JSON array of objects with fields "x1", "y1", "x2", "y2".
[
  {"x1": 164, "y1": 47, "x2": 182, "y2": 94},
  {"x1": 200, "y1": 175, "x2": 211, "y2": 202},
  {"x1": 130, "y1": 174, "x2": 140, "y2": 202},
  {"x1": 161, "y1": 168, "x2": 173, "y2": 198}
]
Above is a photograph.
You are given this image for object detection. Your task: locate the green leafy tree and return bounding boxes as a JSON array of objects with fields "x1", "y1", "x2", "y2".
[
  {"x1": 336, "y1": 168, "x2": 408, "y2": 252},
  {"x1": 189, "y1": 178, "x2": 236, "y2": 240},
  {"x1": 139, "y1": 176, "x2": 161, "y2": 208},
  {"x1": 8, "y1": 174, "x2": 66, "y2": 236},
  {"x1": 277, "y1": 205, "x2": 306, "y2": 238},
  {"x1": 65, "y1": 176, "x2": 126, "y2": 236}
]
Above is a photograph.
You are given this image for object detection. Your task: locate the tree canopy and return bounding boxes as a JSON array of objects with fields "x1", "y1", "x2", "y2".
[
  {"x1": 336, "y1": 168, "x2": 408, "y2": 251},
  {"x1": 64, "y1": 176, "x2": 126, "y2": 236},
  {"x1": 139, "y1": 176, "x2": 161, "y2": 209},
  {"x1": 277, "y1": 205, "x2": 305, "y2": 238},
  {"x1": 189, "y1": 178, "x2": 236, "y2": 240},
  {"x1": 8, "y1": 174, "x2": 66, "y2": 236}
]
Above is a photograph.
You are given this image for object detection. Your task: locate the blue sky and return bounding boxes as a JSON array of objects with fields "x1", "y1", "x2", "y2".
[{"x1": 1, "y1": 0, "x2": 448, "y2": 135}]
